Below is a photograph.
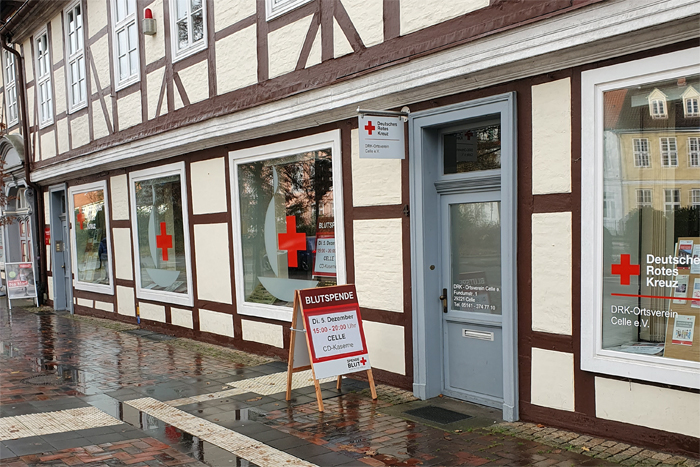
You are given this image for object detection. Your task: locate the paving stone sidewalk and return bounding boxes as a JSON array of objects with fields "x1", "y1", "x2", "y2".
[{"x1": 1, "y1": 304, "x2": 698, "y2": 466}]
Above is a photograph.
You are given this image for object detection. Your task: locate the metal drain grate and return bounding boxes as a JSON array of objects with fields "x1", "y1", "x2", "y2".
[{"x1": 404, "y1": 406, "x2": 472, "y2": 424}]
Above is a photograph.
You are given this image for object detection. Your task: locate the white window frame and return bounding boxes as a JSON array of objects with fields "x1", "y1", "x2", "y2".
[
  {"x1": 632, "y1": 138, "x2": 650, "y2": 167},
  {"x1": 581, "y1": 48, "x2": 700, "y2": 389},
  {"x1": 111, "y1": 0, "x2": 139, "y2": 90},
  {"x1": 265, "y1": 0, "x2": 314, "y2": 21},
  {"x1": 659, "y1": 137, "x2": 678, "y2": 167},
  {"x1": 68, "y1": 181, "x2": 114, "y2": 295},
  {"x1": 229, "y1": 131, "x2": 346, "y2": 322},
  {"x1": 650, "y1": 98, "x2": 667, "y2": 119},
  {"x1": 688, "y1": 137, "x2": 699, "y2": 167},
  {"x1": 169, "y1": 0, "x2": 207, "y2": 62},
  {"x1": 35, "y1": 29, "x2": 54, "y2": 128},
  {"x1": 635, "y1": 188, "x2": 652, "y2": 208},
  {"x1": 64, "y1": 0, "x2": 87, "y2": 112},
  {"x1": 685, "y1": 96, "x2": 699, "y2": 117},
  {"x1": 129, "y1": 162, "x2": 194, "y2": 307},
  {"x1": 664, "y1": 188, "x2": 680, "y2": 212},
  {"x1": 3, "y1": 49, "x2": 18, "y2": 127},
  {"x1": 690, "y1": 188, "x2": 700, "y2": 207}
]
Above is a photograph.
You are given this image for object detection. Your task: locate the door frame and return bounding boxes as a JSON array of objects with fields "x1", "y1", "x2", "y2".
[
  {"x1": 49, "y1": 183, "x2": 73, "y2": 313},
  {"x1": 409, "y1": 92, "x2": 518, "y2": 421}
]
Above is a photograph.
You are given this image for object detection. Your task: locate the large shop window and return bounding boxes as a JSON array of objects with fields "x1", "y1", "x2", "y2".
[
  {"x1": 582, "y1": 48, "x2": 700, "y2": 388},
  {"x1": 129, "y1": 163, "x2": 194, "y2": 307},
  {"x1": 230, "y1": 132, "x2": 345, "y2": 321},
  {"x1": 69, "y1": 182, "x2": 113, "y2": 294}
]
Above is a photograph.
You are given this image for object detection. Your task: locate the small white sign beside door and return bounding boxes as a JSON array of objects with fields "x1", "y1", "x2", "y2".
[{"x1": 358, "y1": 115, "x2": 405, "y2": 159}]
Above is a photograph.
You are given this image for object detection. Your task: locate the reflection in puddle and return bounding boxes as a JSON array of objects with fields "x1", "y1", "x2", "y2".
[{"x1": 118, "y1": 402, "x2": 257, "y2": 467}]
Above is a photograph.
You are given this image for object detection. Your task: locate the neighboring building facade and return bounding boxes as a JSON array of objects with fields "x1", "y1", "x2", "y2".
[{"x1": 0, "y1": 0, "x2": 698, "y2": 457}]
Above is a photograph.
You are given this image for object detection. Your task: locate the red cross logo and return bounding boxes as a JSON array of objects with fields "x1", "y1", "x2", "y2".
[
  {"x1": 156, "y1": 222, "x2": 173, "y2": 262},
  {"x1": 465, "y1": 130, "x2": 474, "y2": 140},
  {"x1": 364, "y1": 121, "x2": 375, "y2": 135},
  {"x1": 278, "y1": 216, "x2": 306, "y2": 268},
  {"x1": 76, "y1": 211, "x2": 85, "y2": 230},
  {"x1": 360, "y1": 357, "x2": 367, "y2": 365},
  {"x1": 611, "y1": 254, "x2": 639, "y2": 285}
]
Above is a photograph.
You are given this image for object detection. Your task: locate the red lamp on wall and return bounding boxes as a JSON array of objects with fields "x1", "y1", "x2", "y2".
[{"x1": 143, "y1": 8, "x2": 156, "y2": 35}]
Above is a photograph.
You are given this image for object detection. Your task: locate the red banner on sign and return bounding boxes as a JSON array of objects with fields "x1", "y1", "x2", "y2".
[{"x1": 44, "y1": 227, "x2": 51, "y2": 246}]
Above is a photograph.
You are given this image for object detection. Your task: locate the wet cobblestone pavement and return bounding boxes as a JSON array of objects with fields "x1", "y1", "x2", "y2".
[{"x1": 1, "y1": 304, "x2": 697, "y2": 466}]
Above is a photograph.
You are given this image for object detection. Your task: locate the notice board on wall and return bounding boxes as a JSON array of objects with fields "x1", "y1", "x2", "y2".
[
  {"x1": 286, "y1": 284, "x2": 377, "y2": 411},
  {"x1": 664, "y1": 237, "x2": 700, "y2": 362}
]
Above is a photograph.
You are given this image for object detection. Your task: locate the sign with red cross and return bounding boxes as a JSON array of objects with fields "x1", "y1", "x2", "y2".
[
  {"x1": 278, "y1": 215, "x2": 306, "y2": 268},
  {"x1": 286, "y1": 284, "x2": 376, "y2": 411},
  {"x1": 358, "y1": 114, "x2": 405, "y2": 159},
  {"x1": 611, "y1": 254, "x2": 640, "y2": 285},
  {"x1": 156, "y1": 222, "x2": 173, "y2": 261}
]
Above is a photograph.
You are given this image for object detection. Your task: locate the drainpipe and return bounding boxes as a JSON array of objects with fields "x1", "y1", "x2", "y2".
[{"x1": 3, "y1": 35, "x2": 46, "y2": 305}]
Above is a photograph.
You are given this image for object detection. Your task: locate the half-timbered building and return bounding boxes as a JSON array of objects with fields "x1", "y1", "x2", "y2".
[{"x1": 0, "y1": 0, "x2": 698, "y2": 456}]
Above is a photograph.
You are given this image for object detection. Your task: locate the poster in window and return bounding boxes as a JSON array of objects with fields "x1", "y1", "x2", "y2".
[
  {"x1": 671, "y1": 315, "x2": 695, "y2": 346},
  {"x1": 691, "y1": 245, "x2": 700, "y2": 274},
  {"x1": 691, "y1": 278, "x2": 700, "y2": 309},
  {"x1": 313, "y1": 216, "x2": 336, "y2": 278},
  {"x1": 673, "y1": 275, "x2": 690, "y2": 304}
]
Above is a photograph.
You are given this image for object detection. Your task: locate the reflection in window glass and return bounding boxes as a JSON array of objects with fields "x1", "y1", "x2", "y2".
[
  {"x1": 73, "y1": 190, "x2": 109, "y2": 285},
  {"x1": 443, "y1": 116, "x2": 501, "y2": 174},
  {"x1": 602, "y1": 74, "x2": 700, "y2": 363},
  {"x1": 238, "y1": 149, "x2": 335, "y2": 306},
  {"x1": 134, "y1": 175, "x2": 188, "y2": 294},
  {"x1": 450, "y1": 202, "x2": 501, "y2": 314}
]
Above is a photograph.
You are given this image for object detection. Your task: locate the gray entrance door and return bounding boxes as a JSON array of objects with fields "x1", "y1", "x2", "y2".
[
  {"x1": 441, "y1": 191, "x2": 503, "y2": 407},
  {"x1": 50, "y1": 187, "x2": 72, "y2": 312},
  {"x1": 409, "y1": 93, "x2": 517, "y2": 421}
]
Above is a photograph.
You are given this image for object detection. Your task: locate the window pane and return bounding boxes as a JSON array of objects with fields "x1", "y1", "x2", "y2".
[
  {"x1": 177, "y1": 20, "x2": 188, "y2": 50},
  {"x1": 73, "y1": 190, "x2": 109, "y2": 285},
  {"x1": 192, "y1": 10, "x2": 203, "y2": 43},
  {"x1": 135, "y1": 175, "x2": 189, "y2": 294},
  {"x1": 192, "y1": 10, "x2": 204, "y2": 42},
  {"x1": 450, "y1": 202, "x2": 501, "y2": 314},
  {"x1": 443, "y1": 116, "x2": 501, "y2": 174},
  {"x1": 116, "y1": 0, "x2": 125, "y2": 21},
  {"x1": 191, "y1": 0, "x2": 202, "y2": 10},
  {"x1": 176, "y1": 0, "x2": 188, "y2": 20},
  {"x1": 237, "y1": 149, "x2": 335, "y2": 306},
  {"x1": 602, "y1": 74, "x2": 700, "y2": 363}
]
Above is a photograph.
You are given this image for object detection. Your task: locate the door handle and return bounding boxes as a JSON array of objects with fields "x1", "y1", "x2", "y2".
[{"x1": 439, "y1": 288, "x2": 448, "y2": 313}]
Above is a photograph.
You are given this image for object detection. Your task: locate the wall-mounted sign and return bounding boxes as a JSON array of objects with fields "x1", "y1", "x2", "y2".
[
  {"x1": 286, "y1": 284, "x2": 377, "y2": 411},
  {"x1": 358, "y1": 114, "x2": 405, "y2": 159},
  {"x1": 44, "y1": 227, "x2": 51, "y2": 246}
]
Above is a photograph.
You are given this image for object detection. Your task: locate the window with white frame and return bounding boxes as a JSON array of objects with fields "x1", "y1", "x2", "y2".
[
  {"x1": 691, "y1": 189, "x2": 700, "y2": 207},
  {"x1": 660, "y1": 137, "x2": 678, "y2": 167},
  {"x1": 664, "y1": 188, "x2": 680, "y2": 212},
  {"x1": 65, "y1": 1, "x2": 86, "y2": 111},
  {"x1": 69, "y1": 181, "x2": 114, "y2": 294},
  {"x1": 649, "y1": 94, "x2": 667, "y2": 119},
  {"x1": 689, "y1": 137, "x2": 699, "y2": 167},
  {"x1": 603, "y1": 192, "x2": 615, "y2": 219},
  {"x1": 35, "y1": 31, "x2": 53, "y2": 126},
  {"x1": 112, "y1": 0, "x2": 139, "y2": 88},
  {"x1": 683, "y1": 86, "x2": 700, "y2": 118},
  {"x1": 686, "y1": 96, "x2": 699, "y2": 117},
  {"x1": 265, "y1": 0, "x2": 313, "y2": 20},
  {"x1": 230, "y1": 131, "x2": 345, "y2": 321},
  {"x1": 170, "y1": 0, "x2": 206, "y2": 60},
  {"x1": 636, "y1": 189, "x2": 652, "y2": 207},
  {"x1": 129, "y1": 162, "x2": 194, "y2": 307},
  {"x1": 632, "y1": 138, "x2": 650, "y2": 167},
  {"x1": 3, "y1": 50, "x2": 18, "y2": 126},
  {"x1": 581, "y1": 49, "x2": 700, "y2": 389}
]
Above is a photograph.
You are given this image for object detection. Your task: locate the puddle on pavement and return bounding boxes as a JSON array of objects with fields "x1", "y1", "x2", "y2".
[{"x1": 114, "y1": 401, "x2": 258, "y2": 467}]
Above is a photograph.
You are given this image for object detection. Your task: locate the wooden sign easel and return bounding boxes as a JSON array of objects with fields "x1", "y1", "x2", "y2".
[{"x1": 286, "y1": 286, "x2": 377, "y2": 412}]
